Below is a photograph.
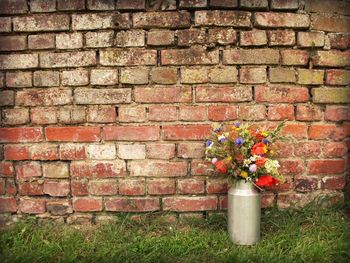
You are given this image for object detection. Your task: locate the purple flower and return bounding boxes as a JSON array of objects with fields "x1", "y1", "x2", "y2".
[
  {"x1": 219, "y1": 137, "x2": 227, "y2": 143},
  {"x1": 235, "y1": 137, "x2": 244, "y2": 145},
  {"x1": 234, "y1": 122, "x2": 241, "y2": 127},
  {"x1": 211, "y1": 158, "x2": 218, "y2": 164},
  {"x1": 206, "y1": 140, "x2": 212, "y2": 147},
  {"x1": 249, "y1": 164, "x2": 257, "y2": 173},
  {"x1": 262, "y1": 139, "x2": 270, "y2": 144}
]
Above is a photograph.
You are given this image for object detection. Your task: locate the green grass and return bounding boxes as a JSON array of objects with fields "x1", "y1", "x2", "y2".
[{"x1": 1, "y1": 206, "x2": 349, "y2": 263}]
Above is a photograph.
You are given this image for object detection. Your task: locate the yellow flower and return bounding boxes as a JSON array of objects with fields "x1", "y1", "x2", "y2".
[
  {"x1": 261, "y1": 131, "x2": 269, "y2": 137},
  {"x1": 240, "y1": 171, "x2": 248, "y2": 178},
  {"x1": 263, "y1": 146, "x2": 268, "y2": 153}
]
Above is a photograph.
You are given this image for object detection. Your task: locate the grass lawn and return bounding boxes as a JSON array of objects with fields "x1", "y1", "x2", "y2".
[{"x1": 1, "y1": 205, "x2": 349, "y2": 263}]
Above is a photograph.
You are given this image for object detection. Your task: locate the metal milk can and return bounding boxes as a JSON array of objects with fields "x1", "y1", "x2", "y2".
[{"x1": 228, "y1": 179, "x2": 261, "y2": 245}]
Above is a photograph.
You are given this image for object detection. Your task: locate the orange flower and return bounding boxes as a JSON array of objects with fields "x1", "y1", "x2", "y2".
[
  {"x1": 255, "y1": 175, "x2": 279, "y2": 187},
  {"x1": 214, "y1": 160, "x2": 227, "y2": 174},
  {"x1": 255, "y1": 157, "x2": 267, "y2": 167},
  {"x1": 251, "y1": 142, "x2": 267, "y2": 155}
]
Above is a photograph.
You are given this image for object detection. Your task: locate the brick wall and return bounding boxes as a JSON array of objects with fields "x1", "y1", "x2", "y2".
[{"x1": 0, "y1": 0, "x2": 349, "y2": 224}]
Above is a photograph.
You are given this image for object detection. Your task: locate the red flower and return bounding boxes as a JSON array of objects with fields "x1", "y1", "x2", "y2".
[
  {"x1": 235, "y1": 154, "x2": 244, "y2": 164},
  {"x1": 251, "y1": 142, "x2": 267, "y2": 155},
  {"x1": 255, "y1": 157, "x2": 267, "y2": 167},
  {"x1": 215, "y1": 160, "x2": 227, "y2": 174},
  {"x1": 255, "y1": 175, "x2": 279, "y2": 187},
  {"x1": 255, "y1": 132, "x2": 264, "y2": 141}
]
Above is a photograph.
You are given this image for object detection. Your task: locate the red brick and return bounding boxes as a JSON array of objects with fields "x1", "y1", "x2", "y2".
[
  {"x1": 255, "y1": 12, "x2": 310, "y2": 28},
  {"x1": 0, "y1": 197, "x2": 17, "y2": 212},
  {"x1": 268, "y1": 105, "x2": 295, "y2": 120},
  {"x1": 6, "y1": 179, "x2": 17, "y2": 195},
  {"x1": 100, "y1": 48, "x2": 156, "y2": 66},
  {"x1": 179, "y1": 106, "x2": 207, "y2": 121},
  {"x1": 43, "y1": 180, "x2": 70, "y2": 197},
  {"x1": 87, "y1": 106, "x2": 116, "y2": 123},
  {"x1": 323, "y1": 142, "x2": 347, "y2": 158},
  {"x1": 0, "y1": 128, "x2": 42, "y2": 143},
  {"x1": 223, "y1": 49, "x2": 279, "y2": 65},
  {"x1": 163, "y1": 196, "x2": 217, "y2": 211},
  {"x1": 279, "y1": 159, "x2": 304, "y2": 175},
  {"x1": 178, "y1": 29, "x2": 206, "y2": 46},
  {"x1": 281, "y1": 50, "x2": 309, "y2": 65},
  {"x1": 240, "y1": 30, "x2": 267, "y2": 46},
  {"x1": 255, "y1": 85, "x2": 309, "y2": 103},
  {"x1": 191, "y1": 160, "x2": 212, "y2": 175},
  {"x1": 135, "y1": 86, "x2": 191, "y2": 103},
  {"x1": 146, "y1": 143, "x2": 176, "y2": 159},
  {"x1": 147, "y1": 30, "x2": 175, "y2": 46},
  {"x1": 268, "y1": 30, "x2": 295, "y2": 46},
  {"x1": 45, "y1": 127, "x2": 100, "y2": 142},
  {"x1": 117, "y1": 0, "x2": 145, "y2": 10},
  {"x1": 313, "y1": 50, "x2": 350, "y2": 67},
  {"x1": 18, "y1": 181, "x2": 44, "y2": 196},
  {"x1": 19, "y1": 198, "x2": 45, "y2": 214},
  {"x1": 2, "y1": 108, "x2": 30, "y2": 125},
  {"x1": 208, "y1": 105, "x2": 237, "y2": 121},
  {"x1": 325, "y1": 70, "x2": 350, "y2": 86},
  {"x1": 195, "y1": 10, "x2": 250, "y2": 27},
  {"x1": 273, "y1": 141, "x2": 294, "y2": 158},
  {"x1": 280, "y1": 123, "x2": 308, "y2": 139},
  {"x1": 321, "y1": 176, "x2": 346, "y2": 190},
  {"x1": 324, "y1": 106, "x2": 350, "y2": 122},
  {"x1": 30, "y1": 144, "x2": 58, "y2": 160},
  {"x1": 14, "y1": 14, "x2": 69, "y2": 31},
  {"x1": 28, "y1": 34, "x2": 55, "y2": 49},
  {"x1": 240, "y1": 66, "x2": 266, "y2": 84},
  {"x1": 105, "y1": 197, "x2": 160, "y2": 212},
  {"x1": 178, "y1": 179, "x2": 205, "y2": 194},
  {"x1": 4, "y1": 145, "x2": 29, "y2": 160},
  {"x1": 71, "y1": 179, "x2": 88, "y2": 196},
  {"x1": 208, "y1": 28, "x2": 236, "y2": 45},
  {"x1": 128, "y1": 160, "x2": 187, "y2": 177},
  {"x1": 294, "y1": 176, "x2": 318, "y2": 193},
  {"x1": 0, "y1": 36, "x2": 26, "y2": 51},
  {"x1": 40, "y1": 51, "x2": 96, "y2": 68},
  {"x1": 57, "y1": 0, "x2": 85, "y2": 10},
  {"x1": 294, "y1": 141, "x2": 321, "y2": 158},
  {"x1": 261, "y1": 193, "x2": 276, "y2": 208},
  {"x1": 196, "y1": 86, "x2": 252, "y2": 103},
  {"x1": 16, "y1": 88, "x2": 72, "y2": 106},
  {"x1": 147, "y1": 179, "x2": 175, "y2": 195},
  {"x1": 148, "y1": 106, "x2": 177, "y2": 122},
  {"x1": 119, "y1": 179, "x2": 145, "y2": 196},
  {"x1": 71, "y1": 161, "x2": 126, "y2": 178},
  {"x1": 311, "y1": 14, "x2": 350, "y2": 33},
  {"x1": 133, "y1": 11, "x2": 190, "y2": 28},
  {"x1": 238, "y1": 105, "x2": 266, "y2": 120},
  {"x1": 0, "y1": 54, "x2": 38, "y2": 70},
  {"x1": 163, "y1": 125, "x2": 211, "y2": 141},
  {"x1": 60, "y1": 144, "x2": 86, "y2": 160},
  {"x1": 118, "y1": 106, "x2": 147, "y2": 123},
  {"x1": 72, "y1": 13, "x2": 129, "y2": 30},
  {"x1": 220, "y1": 196, "x2": 228, "y2": 209},
  {"x1": 328, "y1": 33, "x2": 350, "y2": 50},
  {"x1": 0, "y1": 0, "x2": 28, "y2": 14},
  {"x1": 0, "y1": 162, "x2": 14, "y2": 177},
  {"x1": 161, "y1": 48, "x2": 219, "y2": 65},
  {"x1": 73, "y1": 197, "x2": 102, "y2": 212},
  {"x1": 207, "y1": 179, "x2": 228, "y2": 194},
  {"x1": 103, "y1": 126, "x2": 159, "y2": 141},
  {"x1": 74, "y1": 88, "x2": 131, "y2": 105},
  {"x1": 309, "y1": 124, "x2": 345, "y2": 141},
  {"x1": 308, "y1": 160, "x2": 346, "y2": 175},
  {"x1": 178, "y1": 142, "x2": 205, "y2": 159},
  {"x1": 296, "y1": 105, "x2": 322, "y2": 121},
  {"x1": 88, "y1": 180, "x2": 118, "y2": 195}
]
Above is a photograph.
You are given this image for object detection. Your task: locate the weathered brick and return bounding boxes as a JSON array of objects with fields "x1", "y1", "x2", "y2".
[
  {"x1": 135, "y1": 86, "x2": 192, "y2": 103},
  {"x1": 28, "y1": 34, "x2": 55, "y2": 49},
  {"x1": 255, "y1": 85, "x2": 309, "y2": 103},
  {"x1": 6, "y1": 72, "x2": 32, "y2": 87},
  {"x1": 312, "y1": 50, "x2": 350, "y2": 67},
  {"x1": 87, "y1": 106, "x2": 116, "y2": 123},
  {"x1": 297, "y1": 31, "x2": 324, "y2": 47},
  {"x1": 86, "y1": 144, "x2": 116, "y2": 160},
  {"x1": 116, "y1": 30, "x2": 145, "y2": 47},
  {"x1": 325, "y1": 69, "x2": 350, "y2": 86},
  {"x1": 297, "y1": 69, "x2": 324, "y2": 85},
  {"x1": 33, "y1": 71, "x2": 59, "y2": 87},
  {"x1": 0, "y1": 162, "x2": 14, "y2": 177},
  {"x1": 240, "y1": 30, "x2": 267, "y2": 46},
  {"x1": 16, "y1": 88, "x2": 72, "y2": 106},
  {"x1": 255, "y1": 12, "x2": 310, "y2": 28},
  {"x1": 0, "y1": 36, "x2": 26, "y2": 51},
  {"x1": 309, "y1": 124, "x2": 345, "y2": 141},
  {"x1": 195, "y1": 10, "x2": 251, "y2": 27},
  {"x1": 147, "y1": 30, "x2": 175, "y2": 46},
  {"x1": 117, "y1": 0, "x2": 145, "y2": 10},
  {"x1": 240, "y1": 66, "x2": 266, "y2": 84},
  {"x1": 42, "y1": 162, "x2": 69, "y2": 178},
  {"x1": 148, "y1": 106, "x2": 177, "y2": 121},
  {"x1": 150, "y1": 67, "x2": 177, "y2": 84},
  {"x1": 281, "y1": 50, "x2": 309, "y2": 65},
  {"x1": 178, "y1": 179, "x2": 205, "y2": 194},
  {"x1": 57, "y1": 106, "x2": 86, "y2": 124},
  {"x1": 120, "y1": 68, "x2": 149, "y2": 84},
  {"x1": 40, "y1": 51, "x2": 96, "y2": 68},
  {"x1": 0, "y1": 0, "x2": 28, "y2": 14},
  {"x1": 311, "y1": 14, "x2": 350, "y2": 32},
  {"x1": 178, "y1": 28, "x2": 206, "y2": 46},
  {"x1": 100, "y1": 48, "x2": 157, "y2": 66},
  {"x1": 147, "y1": 178, "x2": 175, "y2": 195},
  {"x1": 56, "y1": 33, "x2": 83, "y2": 49},
  {"x1": 223, "y1": 49, "x2": 279, "y2": 64},
  {"x1": 44, "y1": 180, "x2": 70, "y2": 197},
  {"x1": 90, "y1": 69, "x2": 118, "y2": 85},
  {"x1": 179, "y1": 0, "x2": 207, "y2": 8},
  {"x1": 57, "y1": 0, "x2": 85, "y2": 10},
  {"x1": 196, "y1": 86, "x2": 252, "y2": 102},
  {"x1": 14, "y1": 14, "x2": 69, "y2": 31},
  {"x1": 324, "y1": 106, "x2": 350, "y2": 121},
  {"x1": 87, "y1": 0, "x2": 115, "y2": 10},
  {"x1": 321, "y1": 176, "x2": 346, "y2": 190},
  {"x1": 71, "y1": 161, "x2": 126, "y2": 178},
  {"x1": 0, "y1": 90, "x2": 14, "y2": 106},
  {"x1": 305, "y1": 0, "x2": 350, "y2": 15},
  {"x1": 208, "y1": 27, "x2": 236, "y2": 45},
  {"x1": 105, "y1": 197, "x2": 160, "y2": 212},
  {"x1": 308, "y1": 160, "x2": 346, "y2": 175},
  {"x1": 103, "y1": 126, "x2": 159, "y2": 141},
  {"x1": 16, "y1": 162, "x2": 41, "y2": 179},
  {"x1": 45, "y1": 127, "x2": 100, "y2": 142},
  {"x1": 88, "y1": 180, "x2": 118, "y2": 195},
  {"x1": 281, "y1": 123, "x2": 308, "y2": 139},
  {"x1": 208, "y1": 66, "x2": 237, "y2": 83},
  {"x1": 208, "y1": 105, "x2": 237, "y2": 121},
  {"x1": 238, "y1": 105, "x2": 266, "y2": 120},
  {"x1": 0, "y1": 54, "x2": 38, "y2": 69},
  {"x1": 268, "y1": 30, "x2": 295, "y2": 46},
  {"x1": 119, "y1": 179, "x2": 145, "y2": 196},
  {"x1": 296, "y1": 104, "x2": 322, "y2": 121},
  {"x1": 294, "y1": 176, "x2": 318, "y2": 192},
  {"x1": 128, "y1": 160, "x2": 187, "y2": 177},
  {"x1": 146, "y1": 143, "x2": 176, "y2": 159},
  {"x1": 269, "y1": 67, "x2": 296, "y2": 83},
  {"x1": 179, "y1": 106, "x2": 207, "y2": 121},
  {"x1": 19, "y1": 198, "x2": 45, "y2": 214},
  {"x1": 163, "y1": 196, "x2": 217, "y2": 211},
  {"x1": 61, "y1": 69, "x2": 89, "y2": 86},
  {"x1": 0, "y1": 128, "x2": 42, "y2": 143},
  {"x1": 118, "y1": 144, "x2": 146, "y2": 159},
  {"x1": 294, "y1": 141, "x2": 320, "y2": 157},
  {"x1": 161, "y1": 48, "x2": 219, "y2": 65},
  {"x1": 323, "y1": 142, "x2": 347, "y2": 158},
  {"x1": 46, "y1": 200, "x2": 73, "y2": 216},
  {"x1": 133, "y1": 11, "x2": 190, "y2": 28},
  {"x1": 181, "y1": 67, "x2": 208, "y2": 83},
  {"x1": 210, "y1": 0, "x2": 238, "y2": 8},
  {"x1": 29, "y1": 0, "x2": 56, "y2": 12},
  {"x1": 0, "y1": 197, "x2": 17, "y2": 212},
  {"x1": 2, "y1": 108, "x2": 30, "y2": 125},
  {"x1": 30, "y1": 144, "x2": 58, "y2": 160},
  {"x1": 162, "y1": 125, "x2": 211, "y2": 140},
  {"x1": 60, "y1": 144, "x2": 86, "y2": 160},
  {"x1": 271, "y1": 0, "x2": 298, "y2": 10},
  {"x1": 328, "y1": 33, "x2": 350, "y2": 50},
  {"x1": 0, "y1": 17, "x2": 11, "y2": 32},
  {"x1": 74, "y1": 88, "x2": 131, "y2": 104},
  {"x1": 73, "y1": 197, "x2": 102, "y2": 212},
  {"x1": 268, "y1": 104, "x2": 294, "y2": 120},
  {"x1": 240, "y1": 0, "x2": 268, "y2": 9},
  {"x1": 118, "y1": 106, "x2": 147, "y2": 122},
  {"x1": 72, "y1": 13, "x2": 129, "y2": 30},
  {"x1": 178, "y1": 142, "x2": 205, "y2": 159},
  {"x1": 85, "y1": 31, "x2": 114, "y2": 47},
  {"x1": 312, "y1": 88, "x2": 350, "y2": 104}
]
